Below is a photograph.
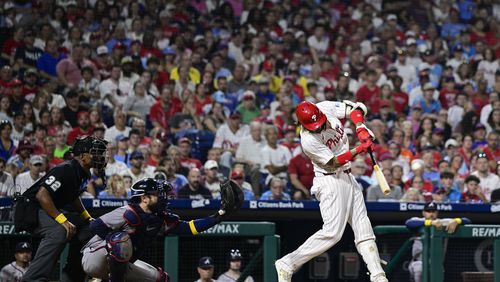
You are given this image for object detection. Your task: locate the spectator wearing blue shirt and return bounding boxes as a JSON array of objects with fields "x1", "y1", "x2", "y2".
[
  {"x1": 260, "y1": 177, "x2": 291, "y2": 201},
  {"x1": 105, "y1": 23, "x2": 132, "y2": 53},
  {"x1": 416, "y1": 83, "x2": 441, "y2": 114},
  {"x1": 433, "y1": 171, "x2": 462, "y2": 203},
  {"x1": 36, "y1": 39, "x2": 66, "y2": 79},
  {"x1": 0, "y1": 121, "x2": 15, "y2": 162},
  {"x1": 440, "y1": 10, "x2": 466, "y2": 40},
  {"x1": 156, "y1": 157, "x2": 188, "y2": 195},
  {"x1": 457, "y1": 0, "x2": 476, "y2": 22},
  {"x1": 255, "y1": 78, "x2": 275, "y2": 107}
]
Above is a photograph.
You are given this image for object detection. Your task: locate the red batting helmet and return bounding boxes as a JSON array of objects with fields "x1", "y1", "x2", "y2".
[{"x1": 295, "y1": 101, "x2": 327, "y2": 131}]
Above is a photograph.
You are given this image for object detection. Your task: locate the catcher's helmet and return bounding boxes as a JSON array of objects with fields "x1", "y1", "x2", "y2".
[
  {"x1": 130, "y1": 178, "x2": 172, "y2": 199},
  {"x1": 295, "y1": 101, "x2": 327, "y2": 131}
]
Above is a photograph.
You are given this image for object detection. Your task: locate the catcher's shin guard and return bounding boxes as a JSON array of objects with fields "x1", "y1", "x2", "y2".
[{"x1": 107, "y1": 255, "x2": 127, "y2": 282}]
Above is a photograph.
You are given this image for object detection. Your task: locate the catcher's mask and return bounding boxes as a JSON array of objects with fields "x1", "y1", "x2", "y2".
[
  {"x1": 72, "y1": 136, "x2": 108, "y2": 170},
  {"x1": 130, "y1": 178, "x2": 174, "y2": 213}
]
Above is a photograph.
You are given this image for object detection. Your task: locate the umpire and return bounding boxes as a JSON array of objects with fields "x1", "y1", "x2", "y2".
[{"x1": 14, "y1": 136, "x2": 108, "y2": 282}]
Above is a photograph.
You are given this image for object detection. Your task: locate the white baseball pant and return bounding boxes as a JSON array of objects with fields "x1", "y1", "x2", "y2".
[
  {"x1": 278, "y1": 172, "x2": 385, "y2": 279},
  {"x1": 82, "y1": 247, "x2": 162, "y2": 281}
]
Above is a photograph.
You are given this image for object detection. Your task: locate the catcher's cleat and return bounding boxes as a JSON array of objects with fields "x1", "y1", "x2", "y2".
[{"x1": 275, "y1": 259, "x2": 293, "y2": 282}]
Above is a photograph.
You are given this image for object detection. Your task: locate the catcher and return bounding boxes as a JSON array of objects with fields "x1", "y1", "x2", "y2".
[{"x1": 81, "y1": 178, "x2": 243, "y2": 281}]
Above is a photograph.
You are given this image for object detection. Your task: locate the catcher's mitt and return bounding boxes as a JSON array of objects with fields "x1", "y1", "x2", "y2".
[{"x1": 219, "y1": 179, "x2": 244, "y2": 216}]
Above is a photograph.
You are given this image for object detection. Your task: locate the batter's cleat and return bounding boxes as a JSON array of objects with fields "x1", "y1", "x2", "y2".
[
  {"x1": 372, "y1": 273, "x2": 389, "y2": 282},
  {"x1": 275, "y1": 259, "x2": 293, "y2": 282}
]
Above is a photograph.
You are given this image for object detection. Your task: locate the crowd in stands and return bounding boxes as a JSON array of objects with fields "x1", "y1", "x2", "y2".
[{"x1": 0, "y1": 0, "x2": 499, "y2": 204}]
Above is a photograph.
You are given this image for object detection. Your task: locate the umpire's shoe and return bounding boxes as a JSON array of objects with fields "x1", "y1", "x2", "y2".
[{"x1": 275, "y1": 259, "x2": 293, "y2": 282}]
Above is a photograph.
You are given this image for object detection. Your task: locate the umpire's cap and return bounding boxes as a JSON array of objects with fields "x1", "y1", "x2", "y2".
[{"x1": 15, "y1": 242, "x2": 31, "y2": 252}]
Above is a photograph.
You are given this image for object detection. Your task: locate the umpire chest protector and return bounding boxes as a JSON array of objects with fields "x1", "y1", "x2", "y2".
[{"x1": 23, "y1": 159, "x2": 91, "y2": 208}]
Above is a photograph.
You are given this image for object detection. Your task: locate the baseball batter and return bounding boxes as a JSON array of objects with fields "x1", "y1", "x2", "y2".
[{"x1": 275, "y1": 100, "x2": 388, "y2": 282}]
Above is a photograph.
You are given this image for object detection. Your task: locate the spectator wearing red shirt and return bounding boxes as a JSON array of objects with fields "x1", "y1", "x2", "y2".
[
  {"x1": 194, "y1": 83, "x2": 212, "y2": 116},
  {"x1": 139, "y1": 32, "x2": 163, "y2": 59},
  {"x1": 279, "y1": 125, "x2": 300, "y2": 155},
  {"x1": 147, "y1": 139, "x2": 164, "y2": 167},
  {"x1": 146, "y1": 57, "x2": 170, "y2": 90},
  {"x1": 1, "y1": 27, "x2": 23, "y2": 63},
  {"x1": 356, "y1": 69, "x2": 381, "y2": 115},
  {"x1": 21, "y1": 68, "x2": 39, "y2": 98},
  {"x1": 461, "y1": 175, "x2": 488, "y2": 203},
  {"x1": 67, "y1": 111, "x2": 94, "y2": 145},
  {"x1": 177, "y1": 138, "x2": 202, "y2": 169},
  {"x1": 482, "y1": 131, "x2": 500, "y2": 165},
  {"x1": 149, "y1": 86, "x2": 182, "y2": 131},
  {"x1": 288, "y1": 147, "x2": 314, "y2": 200},
  {"x1": 439, "y1": 76, "x2": 458, "y2": 109},
  {"x1": 391, "y1": 75, "x2": 409, "y2": 114}
]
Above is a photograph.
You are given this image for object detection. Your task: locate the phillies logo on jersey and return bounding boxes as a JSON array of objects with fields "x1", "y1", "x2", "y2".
[{"x1": 325, "y1": 126, "x2": 345, "y2": 149}]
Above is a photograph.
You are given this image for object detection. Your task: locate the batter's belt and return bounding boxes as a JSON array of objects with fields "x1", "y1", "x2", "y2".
[{"x1": 316, "y1": 168, "x2": 351, "y2": 177}]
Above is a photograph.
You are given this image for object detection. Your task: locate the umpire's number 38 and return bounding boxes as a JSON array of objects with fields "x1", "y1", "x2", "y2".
[{"x1": 45, "y1": 176, "x2": 62, "y2": 192}]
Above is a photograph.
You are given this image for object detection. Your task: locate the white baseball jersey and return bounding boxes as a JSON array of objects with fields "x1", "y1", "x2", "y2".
[
  {"x1": 300, "y1": 101, "x2": 350, "y2": 174},
  {"x1": 0, "y1": 262, "x2": 29, "y2": 282}
]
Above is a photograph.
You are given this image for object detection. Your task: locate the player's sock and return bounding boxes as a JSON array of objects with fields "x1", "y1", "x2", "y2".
[{"x1": 356, "y1": 240, "x2": 386, "y2": 281}]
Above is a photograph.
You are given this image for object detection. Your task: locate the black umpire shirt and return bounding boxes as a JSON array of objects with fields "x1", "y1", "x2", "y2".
[{"x1": 23, "y1": 159, "x2": 91, "y2": 209}]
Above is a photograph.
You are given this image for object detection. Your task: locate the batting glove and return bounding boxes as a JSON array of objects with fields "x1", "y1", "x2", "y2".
[
  {"x1": 356, "y1": 124, "x2": 375, "y2": 143},
  {"x1": 355, "y1": 139, "x2": 374, "y2": 154}
]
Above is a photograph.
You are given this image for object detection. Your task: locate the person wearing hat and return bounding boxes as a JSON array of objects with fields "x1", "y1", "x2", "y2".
[
  {"x1": 229, "y1": 167, "x2": 255, "y2": 200},
  {"x1": 15, "y1": 155, "x2": 45, "y2": 195},
  {"x1": 203, "y1": 160, "x2": 221, "y2": 199},
  {"x1": 121, "y1": 150, "x2": 153, "y2": 183},
  {"x1": 212, "y1": 106, "x2": 250, "y2": 169},
  {"x1": 236, "y1": 90, "x2": 260, "y2": 124},
  {"x1": 470, "y1": 151, "x2": 500, "y2": 202},
  {"x1": 414, "y1": 82, "x2": 441, "y2": 115},
  {"x1": 7, "y1": 139, "x2": 34, "y2": 172},
  {"x1": 217, "y1": 249, "x2": 254, "y2": 282},
  {"x1": 392, "y1": 47, "x2": 416, "y2": 90},
  {"x1": 22, "y1": 68, "x2": 39, "y2": 97},
  {"x1": 177, "y1": 137, "x2": 202, "y2": 170},
  {"x1": 255, "y1": 76, "x2": 275, "y2": 108},
  {"x1": 0, "y1": 242, "x2": 32, "y2": 281},
  {"x1": 196, "y1": 256, "x2": 216, "y2": 282},
  {"x1": 405, "y1": 202, "x2": 471, "y2": 282},
  {"x1": 14, "y1": 28, "x2": 43, "y2": 70}
]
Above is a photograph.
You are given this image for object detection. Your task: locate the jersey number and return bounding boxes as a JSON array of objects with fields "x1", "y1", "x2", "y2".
[{"x1": 45, "y1": 176, "x2": 62, "y2": 192}]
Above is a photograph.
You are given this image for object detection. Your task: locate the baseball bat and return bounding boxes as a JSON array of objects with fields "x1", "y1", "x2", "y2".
[{"x1": 369, "y1": 150, "x2": 391, "y2": 195}]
